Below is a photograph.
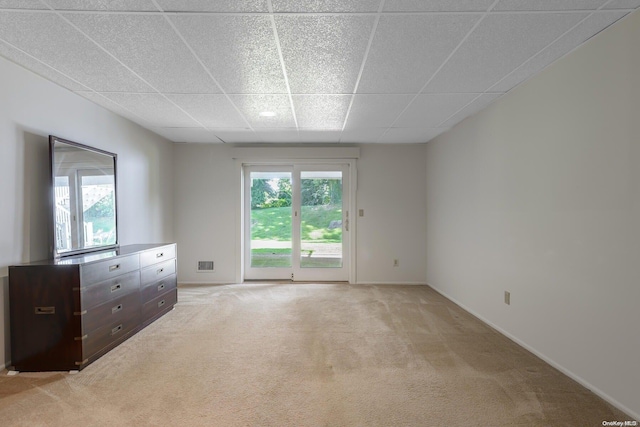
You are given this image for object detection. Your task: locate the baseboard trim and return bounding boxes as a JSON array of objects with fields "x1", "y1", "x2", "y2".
[
  {"x1": 178, "y1": 281, "x2": 233, "y2": 286},
  {"x1": 354, "y1": 281, "x2": 428, "y2": 286},
  {"x1": 427, "y1": 282, "x2": 640, "y2": 421}
]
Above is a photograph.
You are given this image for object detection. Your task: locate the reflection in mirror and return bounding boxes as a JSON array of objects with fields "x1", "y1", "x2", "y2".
[{"x1": 50, "y1": 136, "x2": 118, "y2": 257}]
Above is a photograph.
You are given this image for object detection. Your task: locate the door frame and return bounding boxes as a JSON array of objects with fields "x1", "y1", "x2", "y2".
[{"x1": 237, "y1": 158, "x2": 357, "y2": 284}]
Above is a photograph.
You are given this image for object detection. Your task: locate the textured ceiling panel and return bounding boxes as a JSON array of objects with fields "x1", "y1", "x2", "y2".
[
  {"x1": 494, "y1": 0, "x2": 606, "y2": 11},
  {"x1": 272, "y1": 0, "x2": 380, "y2": 12},
  {"x1": 64, "y1": 13, "x2": 220, "y2": 94},
  {"x1": 96, "y1": 92, "x2": 202, "y2": 127},
  {"x1": 378, "y1": 127, "x2": 448, "y2": 144},
  {"x1": 212, "y1": 128, "x2": 260, "y2": 143},
  {"x1": 0, "y1": 12, "x2": 152, "y2": 92},
  {"x1": 152, "y1": 127, "x2": 223, "y2": 143},
  {"x1": 0, "y1": 40, "x2": 87, "y2": 91},
  {"x1": 340, "y1": 127, "x2": 387, "y2": 143},
  {"x1": 491, "y1": 11, "x2": 626, "y2": 93},
  {"x1": 440, "y1": 93, "x2": 502, "y2": 128},
  {"x1": 275, "y1": 15, "x2": 375, "y2": 94},
  {"x1": 254, "y1": 129, "x2": 301, "y2": 143},
  {"x1": 229, "y1": 94, "x2": 295, "y2": 128},
  {"x1": 166, "y1": 94, "x2": 247, "y2": 128},
  {"x1": 74, "y1": 90, "x2": 152, "y2": 125},
  {"x1": 0, "y1": 0, "x2": 46, "y2": 9},
  {"x1": 395, "y1": 93, "x2": 478, "y2": 128},
  {"x1": 345, "y1": 94, "x2": 414, "y2": 129},
  {"x1": 156, "y1": 0, "x2": 268, "y2": 12},
  {"x1": 297, "y1": 130, "x2": 342, "y2": 143},
  {"x1": 384, "y1": 0, "x2": 494, "y2": 12},
  {"x1": 292, "y1": 95, "x2": 351, "y2": 129},
  {"x1": 171, "y1": 15, "x2": 287, "y2": 94},
  {"x1": 46, "y1": 0, "x2": 159, "y2": 11},
  {"x1": 425, "y1": 12, "x2": 589, "y2": 93},
  {"x1": 604, "y1": 0, "x2": 640, "y2": 8},
  {"x1": 357, "y1": 14, "x2": 480, "y2": 94}
]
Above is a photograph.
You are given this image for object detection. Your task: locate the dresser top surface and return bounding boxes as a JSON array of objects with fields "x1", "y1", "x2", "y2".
[{"x1": 14, "y1": 244, "x2": 175, "y2": 267}]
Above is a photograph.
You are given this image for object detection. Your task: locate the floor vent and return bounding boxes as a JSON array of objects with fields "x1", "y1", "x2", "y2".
[{"x1": 197, "y1": 261, "x2": 214, "y2": 272}]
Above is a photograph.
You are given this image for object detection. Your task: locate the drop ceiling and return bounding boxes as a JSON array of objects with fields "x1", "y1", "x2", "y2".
[{"x1": 0, "y1": 0, "x2": 637, "y2": 144}]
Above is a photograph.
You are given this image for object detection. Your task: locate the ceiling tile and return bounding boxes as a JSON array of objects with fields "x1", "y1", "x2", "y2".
[
  {"x1": 156, "y1": 0, "x2": 268, "y2": 12},
  {"x1": 440, "y1": 93, "x2": 502, "y2": 128},
  {"x1": 395, "y1": 93, "x2": 478, "y2": 128},
  {"x1": 384, "y1": 0, "x2": 493, "y2": 12},
  {"x1": 74, "y1": 90, "x2": 153, "y2": 125},
  {"x1": 0, "y1": 0, "x2": 46, "y2": 9},
  {"x1": 377, "y1": 128, "x2": 448, "y2": 144},
  {"x1": 490, "y1": 11, "x2": 627, "y2": 93},
  {"x1": 494, "y1": 0, "x2": 606, "y2": 11},
  {"x1": 229, "y1": 94, "x2": 296, "y2": 128},
  {"x1": 357, "y1": 14, "x2": 480, "y2": 94},
  {"x1": 425, "y1": 12, "x2": 588, "y2": 93},
  {"x1": 340, "y1": 128, "x2": 386, "y2": 143},
  {"x1": 152, "y1": 127, "x2": 223, "y2": 143},
  {"x1": 254, "y1": 129, "x2": 301, "y2": 143},
  {"x1": 64, "y1": 13, "x2": 220, "y2": 94},
  {"x1": 273, "y1": 0, "x2": 380, "y2": 12},
  {"x1": 292, "y1": 95, "x2": 351, "y2": 129},
  {"x1": 0, "y1": 12, "x2": 152, "y2": 92},
  {"x1": 0, "y1": 40, "x2": 87, "y2": 91},
  {"x1": 297, "y1": 130, "x2": 342, "y2": 143},
  {"x1": 345, "y1": 94, "x2": 413, "y2": 129},
  {"x1": 171, "y1": 15, "x2": 287, "y2": 94},
  {"x1": 275, "y1": 15, "x2": 375, "y2": 94},
  {"x1": 95, "y1": 92, "x2": 202, "y2": 127},
  {"x1": 47, "y1": 0, "x2": 159, "y2": 11},
  {"x1": 603, "y1": 0, "x2": 640, "y2": 8},
  {"x1": 211, "y1": 128, "x2": 260, "y2": 143},
  {"x1": 166, "y1": 94, "x2": 247, "y2": 128}
]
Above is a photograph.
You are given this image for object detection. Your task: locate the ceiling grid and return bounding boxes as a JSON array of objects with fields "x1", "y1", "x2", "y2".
[{"x1": 0, "y1": 0, "x2": 636, "y2": 143}]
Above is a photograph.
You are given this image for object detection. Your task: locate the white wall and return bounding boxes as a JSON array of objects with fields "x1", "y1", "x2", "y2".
[
  {"x1": 0, "y1": 56, "x2": 175, "y2": 369},
  {"x1": 173, "y1": 143, "x2": 427, "y2": 285},
  {"x1": 426, "y1": 10, "x2": 640, "y2": 419}
]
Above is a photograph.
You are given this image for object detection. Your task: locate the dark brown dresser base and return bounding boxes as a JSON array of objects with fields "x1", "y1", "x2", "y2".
[{"x1": 9, "y1": 243, "x2": 177, "y2": 372}]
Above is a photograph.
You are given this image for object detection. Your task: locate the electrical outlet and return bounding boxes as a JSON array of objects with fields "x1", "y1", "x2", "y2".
[
  {"x1": 504, "y1": 291, "x2": 511, "y2": 305},
  {"x1": 359, "y1": 209, "x2": 364, "y2": 217},
  {"x1": 393, "y1": 259, "x2": 399, "y2": 267}
]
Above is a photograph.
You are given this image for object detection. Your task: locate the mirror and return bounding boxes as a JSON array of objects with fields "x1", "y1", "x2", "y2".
[{"x1": 50, "y1": 135, "x2": 118, "y2": 258}]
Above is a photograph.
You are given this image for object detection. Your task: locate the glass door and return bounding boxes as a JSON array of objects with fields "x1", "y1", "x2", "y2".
[{"x1": 243, "y1": 164, "x2": 350, "y2": 282}]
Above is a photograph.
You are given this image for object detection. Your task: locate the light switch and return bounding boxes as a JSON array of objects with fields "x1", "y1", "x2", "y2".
[{"x1": 359, "y1": 209, "x2": 364, "y2": 217}]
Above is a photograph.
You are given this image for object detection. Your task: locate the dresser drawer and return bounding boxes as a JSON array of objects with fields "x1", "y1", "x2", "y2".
[
  {"x1": 142, "y1": 288, "x2": 177, "y2": 323},
  {"x1": 80, "y1": 254, "x2": 140, "y2": 284},
  {"x1": 82, "y1": 309, "x2": 140, "y2": 358},
  {"x1": 81, "y1": 291, "x2": 141, "y2": 334},
  {"x1": 80, "y1": 271, "x2": 140, "y2": 310},
  {"x1": 141, "y1": 274, "x2": 177, "y2": 305},
  {"x1": 140, "y1": 244, "x2": 176, "y2": 268},
  {"x1": 141, "y1": 259, "x2": 175, "y2": 286}
]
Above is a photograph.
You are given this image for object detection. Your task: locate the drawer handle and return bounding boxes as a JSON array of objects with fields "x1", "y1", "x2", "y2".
[
  {"x1": 112, "y1": 304, "x2": 123, "y2": 314},
  {"x1": 109, "y1": 264, "x2": 121, "y2": 272},
  {"x1": 157, "y1": 282, "x2": 165, "y2": 292},
  {"x1": 110, "y1": 283, "x2": 122, "y2": 293},
  {"x1": 156, "y1": 252, "x2": 164, "y2": 258},
  {"x1": 111, "y1": 324, "x2": 123, "y2": 335},
  {"x1": 157, "y1": 268, "x2": 164, "y2": 274},
  {"x1": 158, "y1": 299, "x2": 166, "y2": 308},
  {"x1": 35, "y1": 306, "x2": 55, "y2": 315}
]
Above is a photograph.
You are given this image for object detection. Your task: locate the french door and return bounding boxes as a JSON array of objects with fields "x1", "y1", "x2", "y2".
[{"x1": 243, "y1": 164, "x2": 350, "y2": 281}]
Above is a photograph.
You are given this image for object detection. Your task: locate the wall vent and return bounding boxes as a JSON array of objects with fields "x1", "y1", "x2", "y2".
[{"x1": 197, "y1": 261, "x2": 214, "y2": 272}]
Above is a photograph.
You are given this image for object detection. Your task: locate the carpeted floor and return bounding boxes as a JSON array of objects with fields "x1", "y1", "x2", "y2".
[{"x1": 0, "y1": 283, "x2": 631, "y2": 426}]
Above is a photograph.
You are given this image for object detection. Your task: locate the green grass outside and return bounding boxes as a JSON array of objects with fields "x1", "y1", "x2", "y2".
[{"x1": 251, "y1": 205, "x2": 342, "y2": 242}]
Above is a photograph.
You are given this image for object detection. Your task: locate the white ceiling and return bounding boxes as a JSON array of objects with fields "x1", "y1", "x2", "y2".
[{"x1": 0, "y1": 0, "x2": 637, "y2": 144}]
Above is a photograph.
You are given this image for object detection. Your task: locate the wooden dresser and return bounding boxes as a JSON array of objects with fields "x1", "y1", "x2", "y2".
[{"x1": 9, "y1": 243, "x2": 177, "y2": 372}]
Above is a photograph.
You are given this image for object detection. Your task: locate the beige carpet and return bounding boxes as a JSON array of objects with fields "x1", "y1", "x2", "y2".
[{"x1": 0, "y1": 283, "x2": 631, "y2": 426}]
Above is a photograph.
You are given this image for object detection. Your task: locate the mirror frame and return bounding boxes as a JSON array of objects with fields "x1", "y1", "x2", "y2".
[{"x1": 49, "y1": 135, "x2": 119, "y2": 259}]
